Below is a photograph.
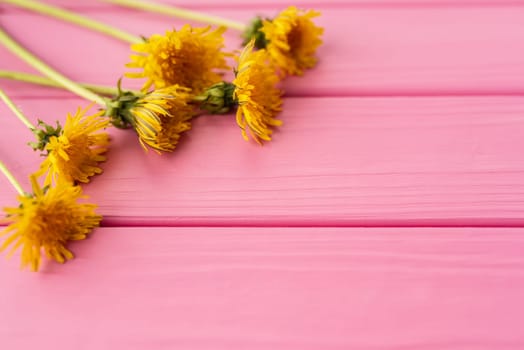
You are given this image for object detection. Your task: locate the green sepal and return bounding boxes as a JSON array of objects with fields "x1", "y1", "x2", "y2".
[
  {"x1": 104, "y1": 78, "x2": 142, "y2": 129},
  {"x1": 242, "y1": 17, "x2": 269, "y2": 49},
  {"x1": 28, "y1": 120, "x2": 62, "y2": 152},
  {"x1": 194, "y1": 82, "x2": 237, "y2": 114}
]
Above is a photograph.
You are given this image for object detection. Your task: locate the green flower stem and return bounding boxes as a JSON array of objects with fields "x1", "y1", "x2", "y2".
[
  {"x1": 0, "y1": 27, "x2": 107, "y2": 106},
  {"x1": 3, "y1": 0, "x2": 141, "y2": 44},
  {"x1": 0, "y1": 161, "x2": 25, "y2": 195},
  {"x1": 1, "y1": 69, "x2": 236, "y2": 115},
  {"x1": 0, "y1": 88, "x2": 35, "y2": 129},
  {"x1": 101, "y1": 0, "x2": 247, "y2": 31},
  {"x1": 0, "y1": 70, "x2": 139, "y2": 96}
]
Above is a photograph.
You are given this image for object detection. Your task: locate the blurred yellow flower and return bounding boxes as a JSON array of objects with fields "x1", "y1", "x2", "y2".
[
  {"x1": 129, "y1": 85, "x2": 195, "y2": 152},
  {"x1": 126, "y1": 25, "x2": 229, "y2": 93},
  {"x1": 261, "y1": 6, "x2": 323, "y2": 76},
  {"x1": 0, "y1": 176, "x2": 101, "y2": 272},
  {"x1": 233, "y1": 40, "x2": 283, "y2": 143},
  {"x1": 36, "y1": 106, "x2": 109, "y2": 186}
]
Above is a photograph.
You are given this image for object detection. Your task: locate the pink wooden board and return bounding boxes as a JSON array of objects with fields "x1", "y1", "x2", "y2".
[
  {"x1": 2, "y1": 6, "x2": 524, "y2": 97},
  {"x1": 1, "y1": 96, "x2": 524, "y2": 226},
  {"x1": 1, "y1": 227, "x2": 524, "y2": 349}
]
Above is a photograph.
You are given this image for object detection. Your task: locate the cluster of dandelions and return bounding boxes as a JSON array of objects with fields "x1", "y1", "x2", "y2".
[
  {"x1": 121, "y1": 5, "x2": 323, "y2": 147},
  {"x1": 0, "y1": 2, "x2": 323, "y2": 272}
]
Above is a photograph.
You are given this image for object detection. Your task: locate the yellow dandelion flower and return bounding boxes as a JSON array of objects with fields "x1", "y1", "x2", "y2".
[
  {"x1": 260, "y1": 6, "x2": 323, "y2": 76},
  {"x1": 36, "y1": 106, "x2": 110, "y2": 186},
  {"x1": 0, "y1": 175, "x2": 101, "y2": 272},
  {"x1": 233, "y1": 40, "x2": 283, "y2": 143},
  {"x1": 126, "y1": 25, "x2": 229, "y2": 93},
  {"x1": 129, "y1": 85, "x2": 195, "y2": 152}
]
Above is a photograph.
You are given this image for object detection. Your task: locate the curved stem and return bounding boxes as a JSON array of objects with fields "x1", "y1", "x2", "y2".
[
  {"x1": 0, "y1": 70, "x2": 140, "y2": 96},
  {"x1": 3, "y1": 0, "x2": 140, "y2": 44},
  {"x1": 0, "y1": 161, "x2": 25, "y2": 195},
  {"x1": 0, "y1": 27, "x2": 107, "y2": 106},
  {"x1": 0, "y1": 88, "x2": 35, "y2": 129},
  {"x1": 102, "y1": 0, "x2": 247, "y2": 31}
]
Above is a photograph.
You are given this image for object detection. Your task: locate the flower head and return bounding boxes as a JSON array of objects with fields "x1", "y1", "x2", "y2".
[
  {"x1": 126, "y1": 25, "x2": 229, "y2": 93},
  {"x1": 128, "y1": 86, "x2": 195, "y2": 152},
  {"x1": 35, "y1": 106, "x2": 110, "y2": 186},
  {"x1": 260, "y1": 6, "x2": 323, "y2": 76},
  {"x1": 1, "y1": 176, "x2": 101, "y2": 271},
  {"x1": 233, "y1": 40, "x2": 283, "y2": 143}
]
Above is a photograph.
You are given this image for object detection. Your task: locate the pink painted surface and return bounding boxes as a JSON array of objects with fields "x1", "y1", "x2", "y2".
[
  {"x1": 2, "y1": 6, "x2": 524, "y2": 97},
  {"x1": 1, "y1": 96, "x2": 524, "y2": 226},
  {"x1": 1, "y1": 227, "x2": 524, "y2": 350},
  {"x1": 1, "y1": 1, "x2": 524, "y2": 349}
]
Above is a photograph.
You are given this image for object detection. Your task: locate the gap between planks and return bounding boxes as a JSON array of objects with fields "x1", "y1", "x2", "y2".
[
  {"x1": 29, "y1": 0, "x2": 524, "y2": 10},
  {"x1": 6, "y1": 92, "x2": 524, "y2": 100}
]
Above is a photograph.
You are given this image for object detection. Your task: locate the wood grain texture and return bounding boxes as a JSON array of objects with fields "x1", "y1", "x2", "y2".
[
  {"x1": 2, "y1": 6, "x2": 524, "y2": 97},
  {"x1": 1, "y1": 96, "x2": 523, "y2": 226},
  {"x1": 1, "y1": 227, "x2": 524, "y2": 350}
]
